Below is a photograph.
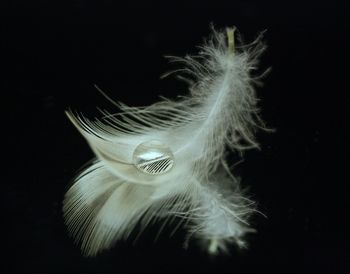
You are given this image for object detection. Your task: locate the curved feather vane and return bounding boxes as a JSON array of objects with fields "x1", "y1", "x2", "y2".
[{"x1": 64, "y1": 27, "x2": 267, "y2": 255}]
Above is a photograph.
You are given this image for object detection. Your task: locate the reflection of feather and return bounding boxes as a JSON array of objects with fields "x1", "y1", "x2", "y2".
[{"x1": 64, "y1": 27, "x2": 267, "y2": 256}]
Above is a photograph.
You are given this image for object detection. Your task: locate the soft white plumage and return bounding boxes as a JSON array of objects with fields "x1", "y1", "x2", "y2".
[{"x1": 64, "y1": 27, "x2": 267, "y2": 256}]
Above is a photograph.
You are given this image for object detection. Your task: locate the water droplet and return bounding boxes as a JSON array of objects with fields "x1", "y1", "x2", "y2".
[{"x1": 133, "y1": 140, "x2": 174, "y2": 175}]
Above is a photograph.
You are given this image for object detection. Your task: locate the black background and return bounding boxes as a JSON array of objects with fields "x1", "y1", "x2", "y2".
[{"x1": 3, "y1": 1, "x2": 350, "y2": 273}]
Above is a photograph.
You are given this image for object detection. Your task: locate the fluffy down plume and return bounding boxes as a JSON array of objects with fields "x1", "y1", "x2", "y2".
[{"x1": 63, "y1": 27, "x2": 267, "y2": 256}]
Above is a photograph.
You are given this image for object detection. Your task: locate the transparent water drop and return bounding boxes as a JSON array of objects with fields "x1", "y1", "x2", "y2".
[{"x1": 133, "y1": 140, "x2": 174, "y2": 175}]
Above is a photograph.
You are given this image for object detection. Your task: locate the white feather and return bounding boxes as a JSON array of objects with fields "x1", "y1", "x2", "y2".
[{"x1": 64, "y1": 27, "x2": 267, "y2": 256}]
